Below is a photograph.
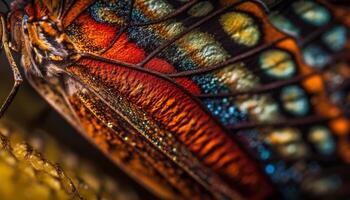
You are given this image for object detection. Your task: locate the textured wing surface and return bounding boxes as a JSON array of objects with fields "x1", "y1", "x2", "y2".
[{"x1": 22, "y1": 0, "x2": 350, "y2": 199}]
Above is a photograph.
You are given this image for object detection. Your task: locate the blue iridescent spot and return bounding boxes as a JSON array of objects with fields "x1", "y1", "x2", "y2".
[
  {"x1": 259, "y1": 148, "x2": 271, "y2": 160},
  {"x1": 265, "y1": 164, "x2": 275, "y2": 174},
  {"x1": 293, "y1": 1, "x2": 331, "y2": 26},
  {"x1": 303, "y1": 45, "x2": 330, "y2": 68},
  {"x1": 280, "y1": 86, "x2": 309, "y2": 116},
  {"x1": 204, "y1": 98, "x2": 246, "y2": 126},
  {"x1": 192, "y1": 75, "x2": 230, "y2": 94},
  {"x1": 322, "y1": 26, "x2": 347, "y2": 52}
]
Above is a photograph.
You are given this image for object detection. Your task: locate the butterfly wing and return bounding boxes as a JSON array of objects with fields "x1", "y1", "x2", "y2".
[
  {"x1": 23, "y1": 0, "x2": 277, "y2": 199},
  {"x1": 20, "y1": 0, "x2": 350, "y2": 199},
  {"x1": 26, "y1": 59, "x2": 220, "y2": 199}
]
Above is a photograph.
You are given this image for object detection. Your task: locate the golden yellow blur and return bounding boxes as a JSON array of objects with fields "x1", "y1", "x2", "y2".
[{"x1": 0, "y1": 121, "x2": 139, "y2": 200}]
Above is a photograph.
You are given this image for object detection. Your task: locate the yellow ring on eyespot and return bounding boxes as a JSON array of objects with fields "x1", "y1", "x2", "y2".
[
  {"x1": 260, "y1": 49, "x2": 296, "y2": 79},
  {"x1": 220, "y1": 12, "x2": 260, "y2": 47},
  {"x1": 267, "y1": 128, "x2": 308, "y2": 158},
  {"x1": 188, "y1": 1, "x2": 214, "y2": 17}
]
